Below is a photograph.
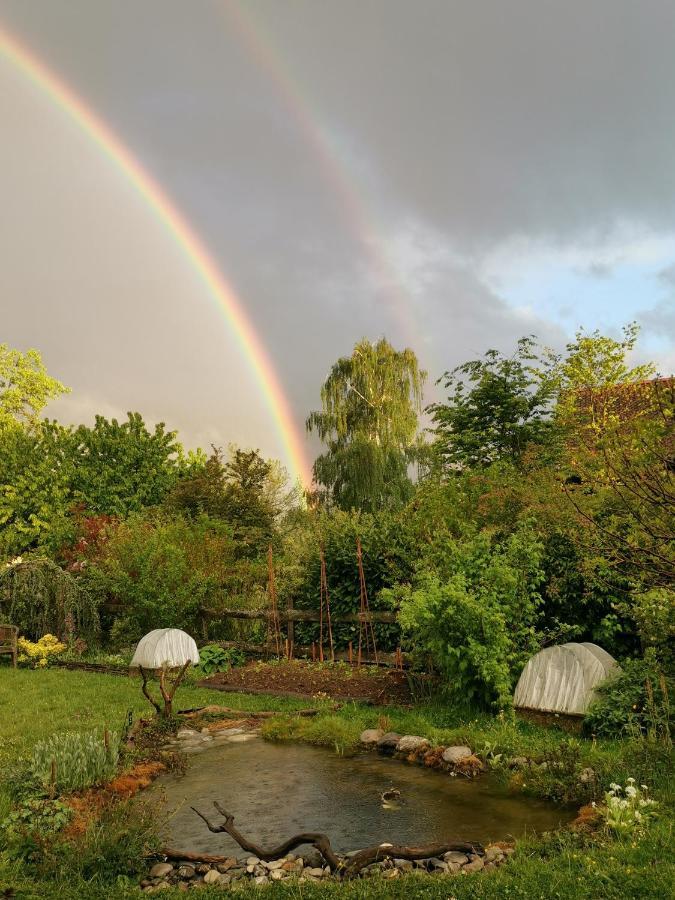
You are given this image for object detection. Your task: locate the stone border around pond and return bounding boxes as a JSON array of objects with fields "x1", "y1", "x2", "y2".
[
  {"x1": 143, "y1": 845, "x2": 514, "y2": 892},
  {"x1": 360, "y1": 729, "x2": 485, "y2": 776}
]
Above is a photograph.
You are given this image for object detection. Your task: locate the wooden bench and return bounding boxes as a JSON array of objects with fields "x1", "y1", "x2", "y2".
[{"x1": 0, "y1": 625, "x2": 18, "y2": 668}]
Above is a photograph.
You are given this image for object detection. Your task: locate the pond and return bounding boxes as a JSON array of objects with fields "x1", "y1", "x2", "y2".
[{"x1": 149, "y1": 737, "x2": 574, "y2": 856}]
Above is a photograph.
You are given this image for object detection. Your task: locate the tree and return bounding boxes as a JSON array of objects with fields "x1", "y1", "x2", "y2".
[
  {"x1": 166, "y1": 446, "x2": 283, "y2": 555},
  {"x1": 306, "y1": 338, "x2": 426, "y2": 511},
  {"x1": 68, "y1": 412, "x2": 184, "y2": 516},
  {"x1": 429, "y1": 336, "x2": 555, "y2": 471},
  {"x1": 0, "y1": 344, "x2": 69, "y2": 428}
]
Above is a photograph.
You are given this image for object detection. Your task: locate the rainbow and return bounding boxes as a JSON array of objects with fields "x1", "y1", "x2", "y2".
[
  {"x1": 0, "y1": 23, "x2": 312, "y2": 487},
  {"x1": 224, "y1": 1, "x2": 427, "y2": 357}
]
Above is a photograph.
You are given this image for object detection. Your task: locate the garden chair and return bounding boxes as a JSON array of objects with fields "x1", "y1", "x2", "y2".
[{"x1": 0, "y1": 624, "x2": 18, "y2": 668}]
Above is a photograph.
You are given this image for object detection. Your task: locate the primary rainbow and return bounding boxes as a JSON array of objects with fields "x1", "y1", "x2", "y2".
[{"x1": 0, "y1": 23, "x2": 312, "y2": 487}]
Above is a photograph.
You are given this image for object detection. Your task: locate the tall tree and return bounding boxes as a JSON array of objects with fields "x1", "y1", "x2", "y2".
[
  {"x1": 306, "y1": 338, "x2": 426, "y2": 511},
  {"x1": 429, "y1": 336, "x2": 555, "y2": 471}
]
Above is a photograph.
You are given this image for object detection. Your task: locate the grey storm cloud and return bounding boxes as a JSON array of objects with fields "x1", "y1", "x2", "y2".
[{"x1": 1, "y1": 0, "x2": 673, "y2": 468}]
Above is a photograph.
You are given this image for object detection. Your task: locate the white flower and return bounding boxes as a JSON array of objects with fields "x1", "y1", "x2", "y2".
[
  {"x1": 641, "y1": 785, "x2": 648, "y2": 791},
  {"x1": 627, "y1": 777, "x2": 636, "y2": 784},
  {"x1": 625, "y1": 786, "x2": 637, "y2": 797}
]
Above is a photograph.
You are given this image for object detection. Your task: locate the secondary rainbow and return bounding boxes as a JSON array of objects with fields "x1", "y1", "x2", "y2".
[
  {"x1": 224, "y1": 1, "x2": 427, "y2": 358},
  {"x1": 0, "y1": 23, "x2": 312, "y2": 487}
]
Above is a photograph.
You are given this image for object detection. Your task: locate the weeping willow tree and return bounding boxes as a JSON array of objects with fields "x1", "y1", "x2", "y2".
[
  {"x1": 0, "y1": 558, "x2": 99, "y2": 642},
  {"x1": 306, "y1": 339, "x2": 427, "y2": 511}
]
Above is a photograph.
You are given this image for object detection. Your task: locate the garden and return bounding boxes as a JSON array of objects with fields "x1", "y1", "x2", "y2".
[{"x1": 0, "y1": 328, "x2": 673, "y2": 898}]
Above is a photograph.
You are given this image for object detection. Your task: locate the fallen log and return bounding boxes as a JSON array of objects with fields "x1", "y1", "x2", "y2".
[{"x1": 191, "y1": 802, "x2": 484, "y2": 879}]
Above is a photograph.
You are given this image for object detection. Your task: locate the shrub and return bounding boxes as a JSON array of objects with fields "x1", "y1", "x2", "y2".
[
  {"x1": 195, "y1": 644, "x2": 244, "y2": 675},
  {"x1": 17, "y1": 634, "x2": 66, "y2": 668},
  {"x1": 584, "y1": 653, "x2": 672, "y2": 742},
  {"x1": 31, "y1": 730, "x2": 120, "y2": 793},
  {"x1": 394, "y1": 524, "x2": 545, "y2": 708}
]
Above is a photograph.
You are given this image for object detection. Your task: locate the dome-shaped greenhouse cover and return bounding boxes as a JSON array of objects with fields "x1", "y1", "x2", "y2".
[
  {"x1": 513, "y1": 642, "x2": 619, "y2": 715},
  {"x1": 130, "y1": 628, "x2": 199, "y2": 670}
]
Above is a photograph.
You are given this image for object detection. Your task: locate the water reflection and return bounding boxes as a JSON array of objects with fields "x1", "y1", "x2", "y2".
[{"x1": 148, "y1": 738, "x2": 573, "y2": 855}]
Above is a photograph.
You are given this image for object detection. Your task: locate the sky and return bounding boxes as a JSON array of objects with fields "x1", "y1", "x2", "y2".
[{"x1": 2, "y1": 0, "x2": 674, "y2": 480}]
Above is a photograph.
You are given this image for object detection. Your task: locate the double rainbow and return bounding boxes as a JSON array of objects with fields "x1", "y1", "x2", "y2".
[{"x1": 0, "y1": 23, "x2": 312, "y2": 487}]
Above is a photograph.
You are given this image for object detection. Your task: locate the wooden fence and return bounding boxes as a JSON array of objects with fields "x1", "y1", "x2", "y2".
[{"x1": 203, "y1": 600, "x2": 404, "y2": 667}]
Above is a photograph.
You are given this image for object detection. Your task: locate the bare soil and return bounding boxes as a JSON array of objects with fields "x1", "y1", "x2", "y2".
[{"x1": 199, "y1": 660, "x2": 417, "y2": 705}]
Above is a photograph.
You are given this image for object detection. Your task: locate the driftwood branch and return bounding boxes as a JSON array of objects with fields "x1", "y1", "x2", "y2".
[
  {"x1": 191, "y1": 803, "x2": 484, "y2": 879},
  {"x1": 139, "y1": 666, "x2": 161, "y2": 714}
]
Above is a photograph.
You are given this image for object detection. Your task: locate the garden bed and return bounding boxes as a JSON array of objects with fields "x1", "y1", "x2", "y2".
[{"x1": 199, "y1": 660, "x2": 419, "y2": 704}]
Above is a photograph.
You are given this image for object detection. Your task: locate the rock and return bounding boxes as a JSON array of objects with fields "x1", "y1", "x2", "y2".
[
  {"x1": 463, "y1": 857, "x2": 484, "y2": 873},
  {"x1": 270, "y1": 870, "x2": 286, "y2": 880},
  {"x1": 442, "y1": 745, "x2": 473, "y2": 764},
  {"x1": 484, "y1": 846, "x2": 504, "y2": 863},
  {"x1": 377, "y1": 731, "x2": 402, "y2": 753},
  {"x1": 203, "y1": 870, "x2": 222, "y2": 884},
  {"x1": 383, "y1": 868, "x2": 400, "y2": 879},
  {"x1": 149, "y1": 863, "x2": 174, "y2": 878},
  {"x1": 245, "y1": 856, "x2": 260, "y2": 867},
  {"x1": 393, "y1": 859, "x2": 413, "y2": 871},
  {"x1": 446, "y1": 862, "x2": 464, "y2": 874},
  {"x1": 579, "y1": 767, "x2": 596, "y2": 784},
  {"x1": 176, "y1": 866, "x2": 195, "y2": 879},
  {"x1": 397, "y1": 735, "x2": 430, "y2": 753},
  {"x1": 216, "y1": 858, "x2": 237, "y2": 873},
  {"x1": 263, "y1": 859, "x2": 284, "y2": 870},
  {"x1": 306, "y1": 867, "x2": 326, "y2": 878},
  {"x1": 253, "y1": 875, "x2": 269, "y2": 885},
  {"x1": 176, "y1": 728, "x2": 199, "y2": 740},
  {"x1": 508, "y1": 756, "x2": 530, "y2": 769},
  {"x1": 360, "y1": 728, "x2": 384, "y2": 746},
  {"x1": 443, "y1": 851, "x2": 469, "y2": 866},
  {"x1": 195, "y1": 864, "x2": 211, "y2": 875},
  {"x1": 301, "y1": 850, "x2": 324, "y2": 868}
]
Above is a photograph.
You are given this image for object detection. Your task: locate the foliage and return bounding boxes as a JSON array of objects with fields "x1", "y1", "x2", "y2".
[
  {"x1": 82, "y1": 512, "x2": 263, "y2": 643},
  {"x1": 285, "y1": 508, "x2": 415, "y2": 650},
  {"x1": 0, "y1": 344, "x2": 69, "y2": 429},
  {"x1": 0, "y1": 557, "x2": 99, "y2": 642},
  {"x1": 166, "y1": 446, "x2": 287, "y2": 556},
  {"x1": 67, "y1": 412, "x2": 187, "y2": 517},
  {"x1": 31, "y1": 729, "x2": 120, "y2": 793},
  {"x1": 394, "y1": 524, "x2": 545, "y2": 708},
  {"x1": 17, "y1": 634, "x2": 66, "y2": 668},
  {"x1": 0, "y1": 420, "x2": 75, "y2": 556},
  {"x1": 1, "y1": 796, "x2": 72, "y2": 861},
  {"x1": 584, "y1": 654, "x2": 672, "y2": 742},
  {"x1": 600, "y1": 778, "x2": 658, "y2": 835},
  {"x1": 429, "y1": 336, "x2": 556, "y2": 470},
  {"x1": 195, "y1": 644, "x2": 245, "y2": 675},
  {"x1": 307, "y1": 338, "x2": 426, "y2": 511}
]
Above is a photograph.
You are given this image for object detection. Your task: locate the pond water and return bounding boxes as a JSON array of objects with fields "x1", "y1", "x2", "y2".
[{"x1": 149, "y1": 738, "x2": 574, "y2": 855}]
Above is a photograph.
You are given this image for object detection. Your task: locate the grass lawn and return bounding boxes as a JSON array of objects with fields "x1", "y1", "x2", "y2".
[{"x1": 0, "y1": 667, "x2": 672, "y2": 899}]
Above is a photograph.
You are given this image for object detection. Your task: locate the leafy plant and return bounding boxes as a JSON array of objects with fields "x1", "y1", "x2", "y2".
[
  {"x1": 0, "y1": 557, "x2": 99, "y2": 642},
  {"x1": 31, "y1": 730, "x2": 120, "y2": 793},
  {"x1": 600, "y1": 778, "x2": 658, "y2": 835},
  {"x1": 2, "y1": 797, "x2": 72, "y2": 861},
  {"x1": 584, "y1": 654, "x2": 672, "y2": 743},
  {"x1": 195, "y1": 644, "x2": 244, "y2": 675},
  {"x1": 17, "y1": 633, "x2": 66, "y2": 668}
]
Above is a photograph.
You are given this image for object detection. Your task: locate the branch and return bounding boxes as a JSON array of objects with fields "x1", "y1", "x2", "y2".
[
  {"x1": 191, "y1": 805, "x2": 484, "y2": 879},
  {"x1": 139, "y1": 666, "x2": 161, "y2": 714}
]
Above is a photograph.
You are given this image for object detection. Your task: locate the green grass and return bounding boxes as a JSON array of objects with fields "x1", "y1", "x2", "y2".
[{"x1": 0, "y1": 667, "x2": 316, "y2": 773}]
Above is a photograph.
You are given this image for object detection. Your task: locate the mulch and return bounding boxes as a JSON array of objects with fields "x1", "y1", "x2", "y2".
[{"x1": 199, "y1": 660, "x2": 416, "y2": 705}]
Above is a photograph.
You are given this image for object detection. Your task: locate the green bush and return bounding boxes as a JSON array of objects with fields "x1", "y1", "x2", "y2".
[
  {"x1": 584, "y1": 654, "x2": 673, "y2": 741},
  {"x1": 393, "y1": 524, "x2": 545, "y2": 708},
  {"x1": 195, "y1": 644, "x2": 244, "y2": 674},
  {"x1": 31, "y1": 730, "x2": 120, "y2": 793}
]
